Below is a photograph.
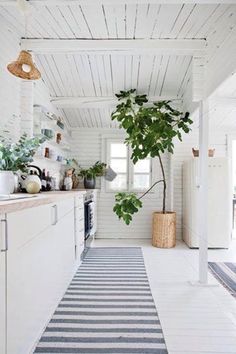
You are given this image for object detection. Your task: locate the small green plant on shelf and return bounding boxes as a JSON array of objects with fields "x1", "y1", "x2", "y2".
[
  {"x1": 0, "y1": 133, "x2": 45, "y2": 172},
  {"x1": 78, "y1": 161, "x2": 107, "y2": 179},
  {"x1": 111, "y1": 89, "x2": 193, "y2": 225}
]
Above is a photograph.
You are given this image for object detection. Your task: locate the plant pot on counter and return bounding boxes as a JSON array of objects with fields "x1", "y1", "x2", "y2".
[
  {"x1": 0, "y1": 171, "x2": 15, "y2": 195},
  {"x1": 152, "y1": 211, "x2": 176, "y2": 248},
  {"x1": 84, "y1": 177, "x2": 96, "y2": 189}
]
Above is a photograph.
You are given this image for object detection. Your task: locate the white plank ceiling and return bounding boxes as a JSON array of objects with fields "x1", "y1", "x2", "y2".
[
  {"x1": 1, "y1": 2, "x2": 236, "y2": 128},
  {"x1": 0, "y1": 3, "x2": 233, "y2": 40}
]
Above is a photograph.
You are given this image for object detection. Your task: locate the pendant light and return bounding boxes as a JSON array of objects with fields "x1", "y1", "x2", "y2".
[
  {"x1": 7, "y1": 0, "x2": 41, "y2": 80},
  {"x1": 7, "y1": 50, "x2": 41, "y2": 80}
]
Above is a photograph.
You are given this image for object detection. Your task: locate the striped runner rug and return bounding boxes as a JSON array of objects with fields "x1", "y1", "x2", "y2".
[
  {"x1": 208, "y1": 262, "x2": 236, "y2": 298},
  {"x1": 34, "y1": 247, "x2": 168, "y2": 354}
]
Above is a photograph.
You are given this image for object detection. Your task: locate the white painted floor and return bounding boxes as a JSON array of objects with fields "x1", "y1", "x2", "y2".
[{"x1": 93, "y1": 238, "x2": 236, "y2": 354}]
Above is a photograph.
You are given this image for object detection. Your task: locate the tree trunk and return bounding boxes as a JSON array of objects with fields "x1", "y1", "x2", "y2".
[{"x1": 158, "y1": 153, "x2": 166, "y2": 213}]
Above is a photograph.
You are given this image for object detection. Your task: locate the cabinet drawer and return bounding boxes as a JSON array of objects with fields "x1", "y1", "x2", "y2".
[
  {"x1": 7, "y1": 204, "x2": 52, "y2": 250},
  {"x1": 56, "y1": 198, "x2": 74, "y2": 220}
]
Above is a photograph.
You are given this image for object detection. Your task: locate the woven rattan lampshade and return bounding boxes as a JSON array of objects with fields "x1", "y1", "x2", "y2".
[{"x1": 7, "y1": 50, "x2": 41, "y2": 80}]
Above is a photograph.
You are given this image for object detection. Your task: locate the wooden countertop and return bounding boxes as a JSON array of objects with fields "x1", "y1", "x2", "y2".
[{"x1": 0, "y1": 190, "x2": 87, "y2": 214}]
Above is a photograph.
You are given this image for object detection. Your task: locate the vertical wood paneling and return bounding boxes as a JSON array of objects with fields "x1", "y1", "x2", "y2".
[{"x1": 70, "y1": 128, "x2": 170, "y2": 239}]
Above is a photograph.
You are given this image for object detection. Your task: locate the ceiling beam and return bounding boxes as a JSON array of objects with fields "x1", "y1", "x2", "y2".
[
  {"x1": 51, "y1": 96, "x2": 182, "y2": 108},
  {"x1": 1, "y1": 0, "x2": 234, "y2": 6},
  {"x1": 21, "y1": 39, "x2": 206, "y2": 56}
]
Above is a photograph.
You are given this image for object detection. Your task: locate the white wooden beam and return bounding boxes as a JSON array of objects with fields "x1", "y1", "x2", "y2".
[
  {"x1": 21, "y1": 39, "x2": 207, "y2": 56},
  {"x1": 1, "y1": 0, "x2": 234, "y2": 6},
  {"x1": 51, "y1": 96, "x2": 182, "y2": 108}
]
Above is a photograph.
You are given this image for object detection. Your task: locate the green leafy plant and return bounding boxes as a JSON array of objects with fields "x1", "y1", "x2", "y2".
[
  {"x1": 113, "y1": 192, "x2": 143, "y2": 225},
  {"x1": 111, "y1": 89, "x2": 193, "y2": 224},
  {"x1": 79, "y1": 161, "x2": 107, "y2": 179},
  {"x1": 0, "y1": 134, "x2": 45, "y2": 172}
]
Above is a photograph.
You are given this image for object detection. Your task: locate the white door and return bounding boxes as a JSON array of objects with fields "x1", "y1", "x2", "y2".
[{"x1": 0, "y1": 215, "x2": 7, "y2": 354}]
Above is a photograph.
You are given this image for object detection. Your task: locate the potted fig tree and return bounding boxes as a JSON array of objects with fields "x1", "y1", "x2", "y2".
[{"x1": 111, "y1": 89, "x2": 192, "y2": 248}]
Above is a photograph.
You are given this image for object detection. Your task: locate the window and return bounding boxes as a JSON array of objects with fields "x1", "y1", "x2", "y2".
[{"x1": 105, "y1": 139, "x2": 152, "y2": 192}]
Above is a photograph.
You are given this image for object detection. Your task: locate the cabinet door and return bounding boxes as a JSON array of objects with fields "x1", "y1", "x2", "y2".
[
  {"x1": 75, "y1": 206, "x2": 84, "y2": 260},
  {"x1": 7, "y1": 199, "x2": 76, "y2": 354},
  {"x1": 0, "y1": 215, "x2": 7, "y2": 354},
  {"x1": 53, "y1": 207, "x2": 75, "y2": 286},
  {"x1": 7, "y1": 205, "x2": 53, "y2": 354}
]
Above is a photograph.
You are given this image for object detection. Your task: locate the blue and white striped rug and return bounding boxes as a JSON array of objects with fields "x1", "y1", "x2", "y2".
[
  {"x1": 34, "y1": 247, "x2": 168, "y2": 353},
  {"x1": 208, "y1": 262, "x2": 236, "y2": 298}
]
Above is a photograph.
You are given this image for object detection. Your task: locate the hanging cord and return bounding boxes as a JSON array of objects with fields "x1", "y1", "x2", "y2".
[
  {"x1": 24, "y1": 11, "x2": 28, "y2": 39},
  {"x1": 16, "y1": 0, "x2": 31, "y2": 39}
]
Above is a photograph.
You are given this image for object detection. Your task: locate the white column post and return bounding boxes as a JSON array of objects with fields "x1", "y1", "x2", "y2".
[
  {"x1": 20, "y1": 80, "x2": 34, "y2": 137},
  {"x1": 198, "y1": 99, "x2": 209, "y2": 284}
]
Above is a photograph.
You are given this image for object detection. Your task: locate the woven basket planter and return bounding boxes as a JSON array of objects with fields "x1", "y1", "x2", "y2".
[{"x1": 152, "y1": 212, "x2": 176, "y2": 248}]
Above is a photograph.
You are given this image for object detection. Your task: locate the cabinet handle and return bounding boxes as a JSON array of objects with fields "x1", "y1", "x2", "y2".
[
  {"x1": 1, "y1": 218, "x2": 8, "y2": 252},
  {"x1": 52, "y1": 205, "x2": 58, "y2": 225}
]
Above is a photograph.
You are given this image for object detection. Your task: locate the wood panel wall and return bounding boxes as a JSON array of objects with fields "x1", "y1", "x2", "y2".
[{"x1": 70, "y1": 128, "x2": 171, "y2": 240}]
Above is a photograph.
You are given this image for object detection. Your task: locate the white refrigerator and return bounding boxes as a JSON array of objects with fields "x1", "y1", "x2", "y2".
[{"x1": 183, "y1": 157, "x2": 231, "y2": 248}]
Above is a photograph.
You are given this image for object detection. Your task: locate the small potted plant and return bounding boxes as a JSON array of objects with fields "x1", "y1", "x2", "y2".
[
  {"x1": 112, "y1": 89, "x2": 192, "y2": 248},
  {"x1": 79, "y1": 161, "x2": 107, "y2": 189},
  {"x1": 0, "y1": 134, "x2": 44, "y2": 194}
]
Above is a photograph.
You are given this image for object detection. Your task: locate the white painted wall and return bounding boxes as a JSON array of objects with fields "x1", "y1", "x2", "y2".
[
  {"x1": 70, "y1": 128, "x2": 171, "y2": 239},
  {"x1": 0, "y1": 21, "x2": 21, "y2": 140}
]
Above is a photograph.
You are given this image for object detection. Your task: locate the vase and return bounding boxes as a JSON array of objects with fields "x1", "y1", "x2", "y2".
[
  {"x1": 0, "y1": 171, "x2": 15, "y2": 195},
  {"x1": 84, "y1": 177, "x2": 96, "y2": 189},
  {"x1": 64, "y1": 176, "x2": 73, "y2": 190}
]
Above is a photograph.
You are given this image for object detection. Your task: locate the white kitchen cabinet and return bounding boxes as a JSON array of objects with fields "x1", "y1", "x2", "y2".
[
  {"x1": 0, "y1": 215, "x2": 7, "y2": 354},
  {"x1": 91, "y1": 190, "x2": 98, "y2": 235},
  {"x1": 6, "y1": 197, "x2": 75, "y2": 354},
  {"x1": 74, "y1": 194, "x2": 85, "y2": 260}
]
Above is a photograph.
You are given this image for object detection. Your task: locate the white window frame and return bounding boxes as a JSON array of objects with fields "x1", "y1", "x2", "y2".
[
  {"x1": 106, "y1": 137, "x2": 129, "y2": 192},
  {"x1": 102, "y1": 135, "x2": 157, "y2": 193}
]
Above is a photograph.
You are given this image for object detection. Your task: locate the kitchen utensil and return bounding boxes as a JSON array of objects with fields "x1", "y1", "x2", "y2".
[{"x1": 20, "y1": 165, "x2": 42, "y2": 193}]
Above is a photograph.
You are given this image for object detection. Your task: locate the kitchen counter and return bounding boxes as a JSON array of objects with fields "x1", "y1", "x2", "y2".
[{"x1": 0, "y1": 190, "x2": 87, "y2": 214}]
